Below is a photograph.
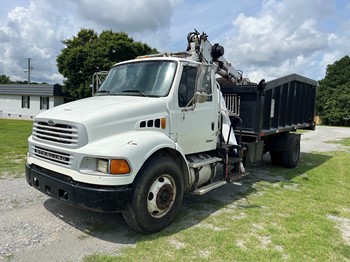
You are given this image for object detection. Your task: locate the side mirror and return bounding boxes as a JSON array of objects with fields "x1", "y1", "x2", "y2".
[
  {"x1": 195, "y1": 91, "x2": 211, "y2": 103},
  {"x1": 91, "y1": 71, "x2": 108, "y2": 96},
  {"x1": 195, "y1": 64, "x2": 212, "y2": 103}
]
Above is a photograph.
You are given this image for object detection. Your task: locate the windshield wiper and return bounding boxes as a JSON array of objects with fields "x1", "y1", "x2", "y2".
[
  {"x1": 122, "y1": 89, "x2": 148, "y2": 97},
  {"x1": 96, "y1": 90, "x2": 110, "y2": 94}
]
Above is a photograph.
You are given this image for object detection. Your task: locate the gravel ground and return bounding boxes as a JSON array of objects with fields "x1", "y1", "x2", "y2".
[
  {"x1": 1, "y1": 126, "x2": 350, "y2": 261},
  {"x1": 301, "y1": 126, "x2": 350, "y2": 153},
  {"x1": 0, "y1": 180, "x2": 134, "y2": 261}
]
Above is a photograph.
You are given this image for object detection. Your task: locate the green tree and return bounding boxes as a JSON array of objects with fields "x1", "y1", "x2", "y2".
[
  {"x1": 0, "y1": 75, "x2": 13, "y2": 84},
  {"x1": 317, "y1": 55, "x2": 350, "y2": 126},
  {"x1": 57, "y1": 29, "x2": 157, "y2": 98}
]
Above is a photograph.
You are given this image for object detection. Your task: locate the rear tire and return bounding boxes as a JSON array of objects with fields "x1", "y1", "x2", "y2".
[
  {"x1": 122, "y1": 156, "x2": 184, "y2": 234},
  {"x1": 281, "y1": 134, "x2": 300, "y2": 168}
]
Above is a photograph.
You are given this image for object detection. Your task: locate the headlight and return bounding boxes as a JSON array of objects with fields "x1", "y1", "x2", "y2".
[
  {"x1": 97, "y1": 159, "x2": 108, "y2": 173},
  {"x1": 97, "y1": 158, "x2": 131, "y2": 175}
]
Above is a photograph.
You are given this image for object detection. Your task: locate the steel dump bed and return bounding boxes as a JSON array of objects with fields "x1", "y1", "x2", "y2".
[{"x1": 220, "y1": 74, "x2": 317, "y2": 138}]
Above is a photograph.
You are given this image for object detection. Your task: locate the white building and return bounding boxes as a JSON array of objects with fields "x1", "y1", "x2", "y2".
[{"x1": 0, "y1": 84, "x2": 73, "y2": 120}]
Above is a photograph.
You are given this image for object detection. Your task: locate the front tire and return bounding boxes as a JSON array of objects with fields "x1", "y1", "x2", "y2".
[{"x1": 122, "y1": 156, "x2": 184, "y2": 234}]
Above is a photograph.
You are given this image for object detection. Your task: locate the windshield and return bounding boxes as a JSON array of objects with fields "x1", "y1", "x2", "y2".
[{"x1": 96, "y1": 60, "x2": 177, "y2": 97}]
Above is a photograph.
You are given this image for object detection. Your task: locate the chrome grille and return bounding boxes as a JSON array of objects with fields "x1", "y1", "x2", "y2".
[
  {"x1": 33, "y1": 146, "x2": 72, "y2": 166},
  {"x1": 33, "y1": 121, "x2": 78, "y2": 145}
]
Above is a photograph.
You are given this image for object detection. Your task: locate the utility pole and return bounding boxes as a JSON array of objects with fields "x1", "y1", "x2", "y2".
[
  {"x1": 27, "y1": 58, "x2": 31, "y2": 84},
  {"x1": 24, "y1": 58, "x2": 33, "y2": 84}
]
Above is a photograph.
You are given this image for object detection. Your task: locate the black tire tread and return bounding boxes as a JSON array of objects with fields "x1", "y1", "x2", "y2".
[
  {"x1": 122, "y1": 155, "x2": 184, "y2": 234},
  {"x1": 281, "y1": 134, "x2": 300, "y2": 168}
]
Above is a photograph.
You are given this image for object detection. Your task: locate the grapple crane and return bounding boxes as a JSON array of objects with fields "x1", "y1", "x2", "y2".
[{"x1": 186, "y1": 29, "x2": 249, "y2": 85}]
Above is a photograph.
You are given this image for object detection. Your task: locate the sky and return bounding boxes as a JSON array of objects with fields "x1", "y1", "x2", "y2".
[{"x1": 0, "y1": 0, "x2": 349, "y2": 84}]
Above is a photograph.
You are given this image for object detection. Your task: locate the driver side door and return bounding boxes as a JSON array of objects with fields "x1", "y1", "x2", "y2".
[{"x1": 174, "y1": 65, "x2": 218, "y2": 154}]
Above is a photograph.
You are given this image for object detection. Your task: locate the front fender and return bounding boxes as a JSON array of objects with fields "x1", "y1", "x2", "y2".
[{"x1": 79, "y1": 130, "x2": 180, "y2": 184}]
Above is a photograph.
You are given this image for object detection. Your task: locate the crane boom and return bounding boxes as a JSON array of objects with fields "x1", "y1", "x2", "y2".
[{"x1": 186, "y1": 30, "x2": 247, "y2": 85}]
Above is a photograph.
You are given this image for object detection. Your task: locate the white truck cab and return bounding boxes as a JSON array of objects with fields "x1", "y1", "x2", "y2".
[{"x1": 26, "y1": 51, "x2": 236, "y2": 233}]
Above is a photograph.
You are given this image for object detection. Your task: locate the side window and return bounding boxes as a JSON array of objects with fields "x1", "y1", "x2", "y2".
[
  {"x1": 40, "y1": 97, "x2": 49, "y2": 110},
  {"x1": 22, "y1": 96, "x2": 30, "y2": 109},
  {"x1": 178, "y1": 66, "x2": 197, "y2": 107}
]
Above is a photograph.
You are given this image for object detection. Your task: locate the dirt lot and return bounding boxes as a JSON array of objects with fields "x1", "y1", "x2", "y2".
[{"x1": 1, "y1": 126, "x2": 350, "y2": 261}]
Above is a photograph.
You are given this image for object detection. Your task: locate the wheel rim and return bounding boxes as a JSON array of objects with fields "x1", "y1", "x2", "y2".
[
  {"x1": 292, "y1": 142, "x2": 300, "y2": 164},
  {"x1": 147, "y1": 174, "x2": 176, "y2": 218}
]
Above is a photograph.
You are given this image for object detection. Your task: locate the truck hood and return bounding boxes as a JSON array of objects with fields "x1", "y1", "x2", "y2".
[{"x1": 35, "y1": 95, "x2": 169, "y2": 143}]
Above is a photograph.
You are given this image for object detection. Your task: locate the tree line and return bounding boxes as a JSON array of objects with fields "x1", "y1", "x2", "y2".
[
  {"x1": 0, "y1": 75, "x2": 47, "y2": 85},
  {"x1": 317, "y1": 55, "x2": 350, "y2": 126}
]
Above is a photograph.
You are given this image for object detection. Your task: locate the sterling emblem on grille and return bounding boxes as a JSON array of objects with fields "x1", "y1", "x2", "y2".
[
  {"x1": 35, "y1": 148, "x2": 69, "y2": 163},
  {"x1": 47, "y1": 120, "x2": 55, "y2": 126}
]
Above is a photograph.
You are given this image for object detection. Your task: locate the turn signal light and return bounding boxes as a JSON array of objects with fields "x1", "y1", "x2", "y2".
[
  {"x1": 161, "y1": 117, "x2": 166, "y2": 129},
  {"x1": 110, "y1": 159, "x2": 131, "y2": 174}
]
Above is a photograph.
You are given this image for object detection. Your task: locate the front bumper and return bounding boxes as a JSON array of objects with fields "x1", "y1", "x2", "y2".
[{"x1": 26, "y1": 163, "x2": 131, "y2": 212}]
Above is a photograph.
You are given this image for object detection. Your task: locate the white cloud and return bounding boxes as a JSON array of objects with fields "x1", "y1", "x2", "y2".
[
  {"x1": 0, "y1": 0, "x2": 349, "y2": 84},
  {"x1": 320, "y1": 50, "x2": 342, "y2": 72},
  {"x1": 0, "y1": 1, "x2": 75, "y2": 83},
  {"x1": 72, "y1": 0, "x2": 182, "y2": 33},
  {"x1": 224, "y1": 0, "x2": 349, "y2": 82},
  {"x1": 0, "y1": 0, "x2": 182, "y2": 84}
]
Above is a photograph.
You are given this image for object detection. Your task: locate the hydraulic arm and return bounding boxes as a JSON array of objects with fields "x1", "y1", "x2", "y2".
[{"x1": 186, "y1": 30, "x2": 248, "y2": 85}]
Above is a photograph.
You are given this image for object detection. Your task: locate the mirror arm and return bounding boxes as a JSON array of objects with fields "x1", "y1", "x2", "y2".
[{"x1": 181, "y1": 96, "x2": 196, "y2": 112}]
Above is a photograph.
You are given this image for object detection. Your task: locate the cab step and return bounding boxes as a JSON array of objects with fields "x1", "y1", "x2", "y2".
[
  {"x1": 192, "y1": 180, "x2": 227, "y2": 195},
  {"x1": 188, "y1": 157, "x2": 222, "y2": 168}
]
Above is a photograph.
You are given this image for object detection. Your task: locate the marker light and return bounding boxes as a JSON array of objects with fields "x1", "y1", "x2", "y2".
[
  {"x1": 161, "y1": 117, "x2": 166, "y2": 129},
  {"x1": 110, "y1": 159, "x2": 131, "y2": 174}
]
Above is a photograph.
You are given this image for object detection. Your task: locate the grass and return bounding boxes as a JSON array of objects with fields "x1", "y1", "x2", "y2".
[
  {"x1": 327, "y1": 137, "x2": 350, "y2": 147},
  {"x1": 0, "y1": 119, "x2": 32, "y2": 178},
  {"x1": 85, "y1": 150, "x2": 350, "y2": 261},
  {"x1": 2, "y1": 119, "x2": 350, "y2": 261}
]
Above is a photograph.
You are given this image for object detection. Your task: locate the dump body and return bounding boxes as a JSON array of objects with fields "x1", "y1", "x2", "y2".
[
  {"x1": 219, "y1": 74, "x2": 317, "y2": 166},
  {"x1": 220, "y1": 74, "x2": 317, "y2": 137}
]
